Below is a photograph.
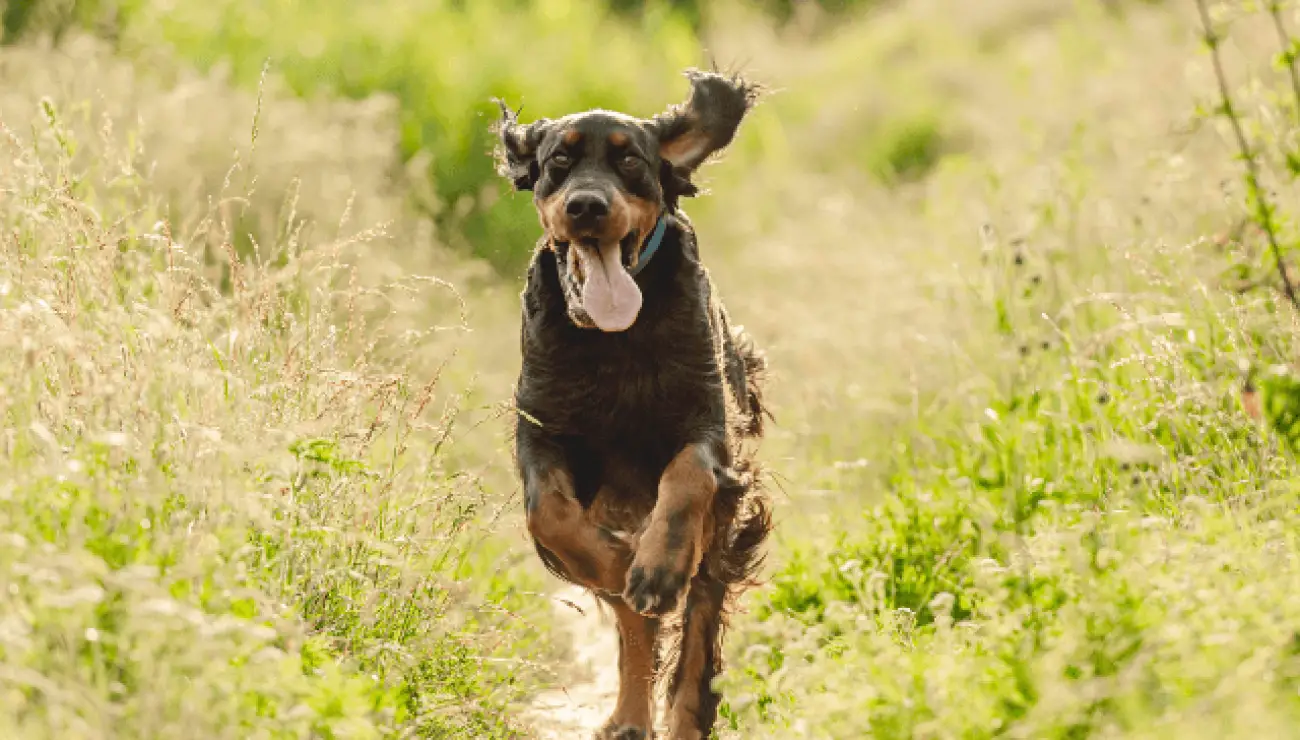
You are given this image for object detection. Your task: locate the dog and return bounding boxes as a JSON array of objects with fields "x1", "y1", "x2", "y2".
[{"x1": 494, "y1": 69, "x2": 772, "y2": 740}]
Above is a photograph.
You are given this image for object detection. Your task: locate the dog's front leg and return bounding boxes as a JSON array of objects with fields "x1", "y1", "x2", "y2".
[
  {"x1": 623, "y1": 441, "x2": 720, "y2": 616},
  {"x1": 524, "y1": 462, "x2": 632, "y2": 595}
]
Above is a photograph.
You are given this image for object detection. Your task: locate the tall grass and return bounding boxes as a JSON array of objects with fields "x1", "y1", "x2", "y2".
[
  {"x1": 0, "y1": 38, "x2": 546, "y2": 738},
  {"x1": 713, "y1": 2, "x2": 1300, "y2": 737}
]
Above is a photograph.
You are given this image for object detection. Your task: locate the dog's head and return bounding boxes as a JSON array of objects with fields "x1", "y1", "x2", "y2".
[{"x1": 494, "y1": 70, "x2": 759, "y2": 332}]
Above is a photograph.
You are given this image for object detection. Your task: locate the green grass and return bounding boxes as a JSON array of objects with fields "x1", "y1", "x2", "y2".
[
  {"x1": 708, "y1": 4, "x2": 1300, "y2": 738},
  {"x1": 722, "y1": 271, "x2": 1300, "y2": 735}
]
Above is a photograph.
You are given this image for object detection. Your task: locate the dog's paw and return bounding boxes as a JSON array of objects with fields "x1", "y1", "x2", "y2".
[
  {"x1": 624, "y1": 563, "x2": 689, "y2": 616},
  {"x1": 594, "y1": 721, "x2": 652, "y2": 740},
  {"x1": 623, "y1": 517, "x2": 698, "y2": 616}
]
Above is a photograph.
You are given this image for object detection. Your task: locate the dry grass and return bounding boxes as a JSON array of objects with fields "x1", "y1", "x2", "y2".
[{"x1": 0, "y1": 37, "x2": 547, "y2": 739}]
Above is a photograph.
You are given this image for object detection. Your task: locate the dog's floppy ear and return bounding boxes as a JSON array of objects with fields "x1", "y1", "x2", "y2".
[
  {"x1": 493, "y1": 99, "x2": 551, "y2": 192},
  {"x1": 652, "y1": 69, "x2": 761, "y2": 174}
]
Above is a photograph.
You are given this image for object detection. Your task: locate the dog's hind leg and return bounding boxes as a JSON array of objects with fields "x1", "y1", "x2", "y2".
[
  {"x1": 665, "y1": 570, "x2": 727, "y2": 740},
  {"x1": 595, "y1": 595, "x2": 661, "y2": 740}
]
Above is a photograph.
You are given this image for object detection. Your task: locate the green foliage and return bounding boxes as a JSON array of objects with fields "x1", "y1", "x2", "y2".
[
  {"x1": 1259, "y1": 365, "x2": 1300, "y2": 450},
  {"x1": 4, "y1": 0, "x2": 960, "y2": 269},
  {"x1": 607, "y1": 0, "x2": 888, "y2": 26},
  {"x1": 1, "y1": 0, "x2": 122, "y2": 43},
  {"x1": 4, "y1": 0, "x2": 706, "y2": 269},
  {"x1": 109, "y1": 0, "x2": 704, "y2": 271},
  {"x1": 865, "y1": 112, "x2": 946, "y2": 183}
]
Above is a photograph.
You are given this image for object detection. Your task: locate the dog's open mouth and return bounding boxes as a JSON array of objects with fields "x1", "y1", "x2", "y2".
[{"x1": 555, "y1": 231, "x2": 643, "y2": 332}]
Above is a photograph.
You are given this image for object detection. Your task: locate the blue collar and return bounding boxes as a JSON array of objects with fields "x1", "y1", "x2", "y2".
[{"x1": 629, "y1": 214, "x2": 668, "y2": 276}]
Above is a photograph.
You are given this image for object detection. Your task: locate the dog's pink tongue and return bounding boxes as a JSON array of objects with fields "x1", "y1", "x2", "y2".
[{"x1": 577, "y1": 241, "x2": 642, "y2": 332}]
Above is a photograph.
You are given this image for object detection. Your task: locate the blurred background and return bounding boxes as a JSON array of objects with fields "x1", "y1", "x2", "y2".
[{"x1": 9, "y1": 0, "x2": 1300, "y2": 738}]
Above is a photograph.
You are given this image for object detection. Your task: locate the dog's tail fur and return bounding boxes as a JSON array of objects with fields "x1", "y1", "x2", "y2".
[
  {"x1": 734, "y1": 330, "x2": 769, "y2": 439},
  {"x1": 719, "y1": 304, "x2": 770, "y2": 440},
  {"x1": 710, "y1": 460, "x2": 771, "y2": 591}
]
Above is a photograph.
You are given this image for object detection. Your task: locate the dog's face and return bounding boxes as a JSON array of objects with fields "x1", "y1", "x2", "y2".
[{"x1": 495, "y1": 70, "x2": 759, "y2": 332}]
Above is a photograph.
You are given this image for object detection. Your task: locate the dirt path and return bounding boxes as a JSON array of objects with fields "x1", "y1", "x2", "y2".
[{"x1": 523, "y1": 585, "x2": 624, "y2": 739}]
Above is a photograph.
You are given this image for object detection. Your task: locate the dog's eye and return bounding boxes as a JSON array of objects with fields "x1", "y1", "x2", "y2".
[
  {"x1": 618, "y1": 154, "x2": 641, "y2": 170},
  {"x1": 550, "y1": 154, "x2": 572, "y2": 168}
]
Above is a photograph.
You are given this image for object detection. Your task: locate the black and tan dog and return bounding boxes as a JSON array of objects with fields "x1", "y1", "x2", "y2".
[{"x1": 494, "y1": 70, "x2": 772, "y2": 740}]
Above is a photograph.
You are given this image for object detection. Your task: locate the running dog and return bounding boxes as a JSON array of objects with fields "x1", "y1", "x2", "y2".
[{"x1": 494, "y1": 69, "x2": 771, "y2": 740}]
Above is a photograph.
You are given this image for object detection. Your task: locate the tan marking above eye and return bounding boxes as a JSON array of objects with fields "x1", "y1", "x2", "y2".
[
  {"x1": 562, "y1": 128, "x2": 582, "y2": 146},
  {"x1": 608, "y1": 131, "x2": 630, "y2": 147}
]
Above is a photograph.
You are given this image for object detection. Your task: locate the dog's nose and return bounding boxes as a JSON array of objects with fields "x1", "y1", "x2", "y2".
[{"x1": 565, "y1": 192, "x2": 609, "y2": 227}]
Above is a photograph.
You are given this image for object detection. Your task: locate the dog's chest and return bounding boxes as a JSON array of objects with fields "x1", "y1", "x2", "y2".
[
  {"x1": 523, "y1": 321, "x2": 720, "y2": 442},
  {"x1": 533, "y1": 328, "x2": 718, "y2": 437},
  {"x1": 517, "y1": 247, "x2": 725, "y2": 445}
]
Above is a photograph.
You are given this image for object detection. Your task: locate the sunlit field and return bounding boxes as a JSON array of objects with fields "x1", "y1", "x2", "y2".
[{"x1": 6, "y1": 0, "x2": 1300, "y2": 737}]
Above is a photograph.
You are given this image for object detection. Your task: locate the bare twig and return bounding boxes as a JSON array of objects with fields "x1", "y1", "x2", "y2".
[{"x1": 1196, "y1": 0, "x2": 1300, "y2": 310}]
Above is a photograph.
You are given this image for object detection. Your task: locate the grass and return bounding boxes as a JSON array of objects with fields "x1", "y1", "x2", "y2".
[
  {"x1": 0, "y1": 36, "x2": 548, "y2": 738},
  {"x1": 706, "y1": 3, "x2": 1300, "y2": 737},
  {"x1": 8, "y1": 0, "x2": 1300, "y2": 739}
]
